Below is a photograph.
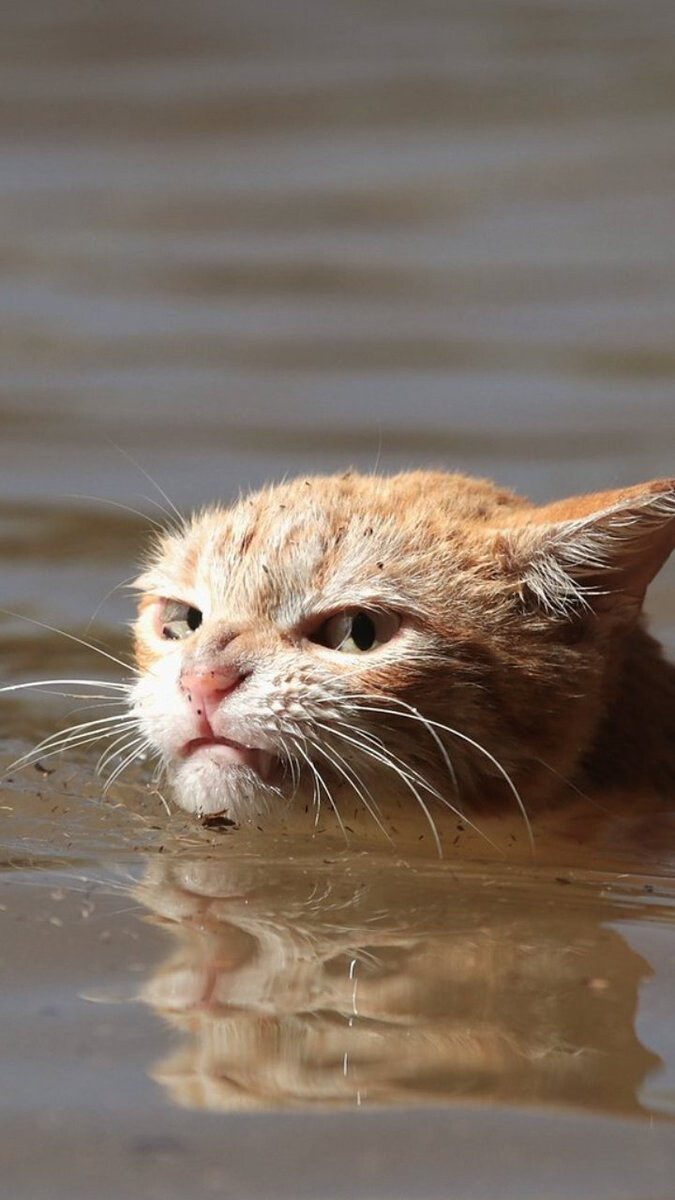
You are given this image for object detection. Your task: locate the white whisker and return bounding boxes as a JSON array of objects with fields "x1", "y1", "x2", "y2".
[
  {"x1": 13, "y1": 712, "x2": 137, "y2": 760},
  {"x1": 276, "y1": 734, "x2": 301, "y2": 794},
  {"x1": 3, "y1": 721, "x2": 139, "y2": 776},
  {"x1": 0, "y1": 611, "x2": 138, "y2": 676},
  {"x1": 109, "y1": 441, "x2": 185, "y2": 533},
  {"x1": 103, "y1": 737, "x2": 150, "y2": 793},
  {"x1": 334, "y1": 696, "x2": 534, "y2": 850},
  {"x1": 84, "y1": 575, "x2": 139, "y2": 636},
  {"x1": 0, "y1": 678, "x2": 130, "y2": 696},
  {"x1": 61, "y1": 494, "x2": 166, "y2": 531},
  {"x1": 319, "y1": 718, "x2": 500, "y2": 854},
  {"x1": 293, "y1": 738, "x2": 348, "y2": 841},
  {"x1": 62, "y1": 701, "x2": 128, "y2": 723},
  {"x1": 96, "y1": 726, "x2": 145, "y2": 775},
  {"x1": 305, "y1": 731, "x2": 393, "y2": 843}
]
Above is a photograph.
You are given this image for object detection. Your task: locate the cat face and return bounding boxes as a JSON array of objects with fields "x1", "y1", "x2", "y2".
[{"x1": 132, "y1": 471, "x2": 674, "y2": 830}]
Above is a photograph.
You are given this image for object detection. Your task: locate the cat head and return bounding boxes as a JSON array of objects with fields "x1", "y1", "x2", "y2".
[{"x1": 131, "y1": 471, "x2": 675, "y2": 830}]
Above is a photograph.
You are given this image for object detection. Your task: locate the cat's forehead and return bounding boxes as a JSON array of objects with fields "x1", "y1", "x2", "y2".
[
  {"x1": 183, "y1": 481, "x2": 417, "y2": 623},
  {"x1": 144, "y1": 472, "x2": 520, "y2": 624}
]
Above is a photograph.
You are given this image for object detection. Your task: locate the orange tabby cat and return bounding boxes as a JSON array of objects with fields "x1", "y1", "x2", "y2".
[{"x1": 132, "y1": 471, "x2": 675, "y2": 831}]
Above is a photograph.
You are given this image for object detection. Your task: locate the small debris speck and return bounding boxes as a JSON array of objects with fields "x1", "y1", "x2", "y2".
[{"x1": 202, "y1": 814, "x2": 236, "y2": 829}]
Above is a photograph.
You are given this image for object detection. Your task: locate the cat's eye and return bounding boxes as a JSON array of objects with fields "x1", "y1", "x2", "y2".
[
  {"x1": 310, "y1": 610, "x2": 400, "y2": 653},
  {"x1": 160, "y1": 600, "x2": 203, "y2": 640}
]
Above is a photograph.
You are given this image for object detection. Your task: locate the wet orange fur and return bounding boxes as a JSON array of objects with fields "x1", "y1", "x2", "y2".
[{"x1": 132, "y1": 471, "x2": 675, "y2": 822}]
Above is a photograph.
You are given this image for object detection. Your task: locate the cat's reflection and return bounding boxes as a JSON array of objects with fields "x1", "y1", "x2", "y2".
[{"x1": 136, "y1": 856, "x2": 660, "y2": 1113}]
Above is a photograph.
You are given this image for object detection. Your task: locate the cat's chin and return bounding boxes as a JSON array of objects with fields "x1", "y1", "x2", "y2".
[{"x1": 168, "y1": 756, "x2": 271, "y2": 819}]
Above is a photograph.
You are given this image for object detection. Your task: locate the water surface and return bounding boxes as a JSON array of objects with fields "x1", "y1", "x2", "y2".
[{"x1": 1, "y1": 0, "x2": 675, "y2": 1196}]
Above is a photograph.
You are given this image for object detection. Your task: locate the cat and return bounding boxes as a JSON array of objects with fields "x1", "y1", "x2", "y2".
[{"x1": 130, "y1": 470, "x2": 675, "y2": 841}]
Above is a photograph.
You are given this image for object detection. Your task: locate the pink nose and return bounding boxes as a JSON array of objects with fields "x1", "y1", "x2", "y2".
[{"x1": 180, "y1": 667, "x2": 244, "y2": 716}]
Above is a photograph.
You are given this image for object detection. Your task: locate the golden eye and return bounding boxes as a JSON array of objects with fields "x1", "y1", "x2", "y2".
[
  {"x1": 312, "y1": 610, "x2": 400, "y2": 653},
  {"x1": 160, "y1": 601, "x2": 203, "y2": 641}
]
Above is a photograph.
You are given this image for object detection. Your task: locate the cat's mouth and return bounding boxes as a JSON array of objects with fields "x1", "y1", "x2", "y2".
[{"x1": 182, "y1": 736, "x2": 276, "y2": 780}]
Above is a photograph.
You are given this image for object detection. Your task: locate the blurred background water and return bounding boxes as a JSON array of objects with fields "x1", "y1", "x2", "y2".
[
  {"x1": 1, "y1": 0, "x2": 674, "y2": 644},
  {"x1": 1, "y1": 2, "x2": 675, "y2": 1197}
]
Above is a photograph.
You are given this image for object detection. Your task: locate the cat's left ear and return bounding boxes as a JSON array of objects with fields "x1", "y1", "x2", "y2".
[{"x1": 498, "y1": 478, "x2": 675, "y2": 623}]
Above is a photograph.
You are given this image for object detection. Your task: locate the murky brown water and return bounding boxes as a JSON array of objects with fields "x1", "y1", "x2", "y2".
[{"x1": 1, "y1": 0, "x2": 675, "y2": 1196}]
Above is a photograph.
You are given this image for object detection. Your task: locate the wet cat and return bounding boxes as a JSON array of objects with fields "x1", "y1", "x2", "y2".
[{"x1": 131, "y1": 470, "x2": 675, "y2": 839}]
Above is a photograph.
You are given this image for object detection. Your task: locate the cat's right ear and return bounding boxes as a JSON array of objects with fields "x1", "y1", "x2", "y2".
[{"x1": 495, "y1": 478, "x2": 675, "y2": 625}]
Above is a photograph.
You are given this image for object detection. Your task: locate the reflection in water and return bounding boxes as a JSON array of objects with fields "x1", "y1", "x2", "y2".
[
  {"x1": 1, "y1": 0, "x2": 674, "y2": 1190},
  {"x1": 136, "y1": 856, "x2": 664, "y2": 1115}
]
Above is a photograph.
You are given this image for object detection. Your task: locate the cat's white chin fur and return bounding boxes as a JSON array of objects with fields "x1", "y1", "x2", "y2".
[{"x1": 169, "y1": 756, "x2": 268, "y2": 818}]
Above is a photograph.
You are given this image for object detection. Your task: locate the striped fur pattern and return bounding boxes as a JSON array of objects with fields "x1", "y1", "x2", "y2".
[{"x1": 131, "y1": 470, "x2": 675, "y2": 832}]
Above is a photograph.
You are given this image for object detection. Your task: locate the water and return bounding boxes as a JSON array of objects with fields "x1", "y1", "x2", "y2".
[{"x1": 1, "y1": 0, "x2": 675, "y2": 1195}]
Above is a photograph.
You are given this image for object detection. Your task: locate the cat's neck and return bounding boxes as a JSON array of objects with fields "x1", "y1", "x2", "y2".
[{"x1": 582, "y1": 623, "x2": 675, "y2": 792}]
